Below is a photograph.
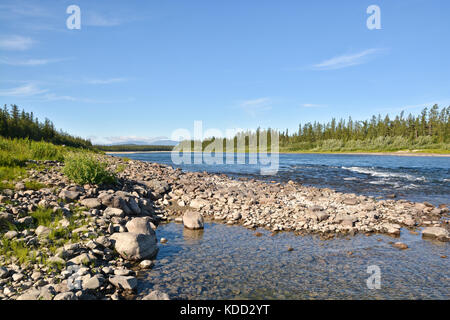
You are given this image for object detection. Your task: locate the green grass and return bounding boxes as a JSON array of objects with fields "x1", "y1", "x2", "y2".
[
  {"x1": 63, "y1": 153, "x2": 116, "y2": 185},
  {"x1": 30, "y1": 207, "x2": 60, "y2": 227},
  {"x1": 1, "y1": 207, "x2": 93, "y2": 268},
  {"x1": 24, "y1": 180, "x2": 46, "y2": 191},
  {"x1": 0, "y1": 238, "x2": 34, "y2": 264},
  {"x1": 0, "y1": 137, "x2": 67, "y2": 167}
]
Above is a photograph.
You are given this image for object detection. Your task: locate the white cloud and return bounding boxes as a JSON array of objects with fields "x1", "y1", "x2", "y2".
[
  {"x1": 312, "y1": 48, "x2": 386, "y2": 70},
  {"x1": 0, "y1": 35, "x2": 34, "y2": 51},
  {"x1": 0, "y1": 57, "x2": 67, "y2": 66},
  {"x1": 84, "y1": 13, "x2": 122, "y2": 27},
  {"x1": 239, "y1": 97, "x2": 272, "y2": 116},
  {"x1": 0, "y1": 2, "x2": 50, "y2": 18},
  {"x1": 0, "y1": 84, "x2": 47, "y2": 96},
  {"x1": 86, "y1": 78, "x2": 128, "y2": 85}
]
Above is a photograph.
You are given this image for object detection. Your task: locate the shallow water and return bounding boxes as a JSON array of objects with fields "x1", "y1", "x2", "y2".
[
  {"x1": 110, "y1": 153, "x2": 450, "y2": 205},
  {"x1": 138, "y1": 223, "x2": 450, "y2": 300}
]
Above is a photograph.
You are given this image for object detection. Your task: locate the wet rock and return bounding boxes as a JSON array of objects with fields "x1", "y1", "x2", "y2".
[
  {"x1": 392, "y1": 242, "x2": 409, "y2": 250},
  {"x1": 139, "y1": 260, "x2": 154, "y2": 269},
  {"x1": 422, "y1": 227, "x2": 449, "y2": 241},
  {"x1": 183, "y1": 211, "x2": 204, "y2": 230}
]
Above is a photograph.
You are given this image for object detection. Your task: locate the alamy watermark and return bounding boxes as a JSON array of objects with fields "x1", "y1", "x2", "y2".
[
  {"x1": 66, "y1": 5, "x2": 81, "y2": 30},
  {"x1": 367, "y1": 5, "x2": 381, "y2": 30},
  {"x1": 366, "y1": 265, "x2": 381, "y2": 290},
  {"x1": 170, "y1": 121, "x2": 280, "y2": 175}
]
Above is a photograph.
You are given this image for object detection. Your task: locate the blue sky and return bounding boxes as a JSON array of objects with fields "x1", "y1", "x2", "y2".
[{"x1": 1, "y1": 0, "x2": 449, "y2": 144}]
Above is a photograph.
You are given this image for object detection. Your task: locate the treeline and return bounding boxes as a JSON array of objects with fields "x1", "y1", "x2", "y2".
[
  {"x1": 0, "y1": 105, "x2": 92, "y2": 149},
  {"x1": 279, "y1": 104, "x2": 449, "y2": 145},
  {"x1": 185, "y1": 105, "x2": 449, "y2": 152},
  {"x1": 96, "y1": 145, "x2": 174, "y2": 152}
]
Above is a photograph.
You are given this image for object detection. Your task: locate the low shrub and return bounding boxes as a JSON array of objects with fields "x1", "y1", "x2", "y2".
[{"x1": 63, "y1": 153, "x2": 116, "y2": 185}]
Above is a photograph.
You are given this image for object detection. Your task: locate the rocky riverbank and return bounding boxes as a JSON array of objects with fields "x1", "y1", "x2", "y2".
[{"x1": 0, "y1": 155, "x2": 449, "y2": 300}]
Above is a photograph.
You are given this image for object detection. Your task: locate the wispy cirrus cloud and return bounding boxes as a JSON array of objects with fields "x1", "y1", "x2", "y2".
[
  {"x1": 0, "y1": 57, "x2": 68, "y2": 66},
  {"x1": 0, "y1": 35, "x2": 35, "y2": 51},
  {"x1": 0, "y1": 84, "x2": 47, "y2": 97},
  {"x1": 312, "y1": 48, "x2": 387, "y2": 70},
  {"x1": 239, "y1": 97, "x2": 272, "y2": 116},
  {"x1": 84, "y1": 12, "x2": 122, "y2": 27},
  {"x1": 86, "y1": 78, "x2": 128, "y2": 85},
  {"x1": 0, "y1": 2, "x2": 50, "y2": 18},
  {"x1": 301, "y1": 103, "x2": 326, "y2": 108}
]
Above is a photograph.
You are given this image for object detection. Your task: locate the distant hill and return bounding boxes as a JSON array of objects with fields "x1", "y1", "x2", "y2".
[
  {"x1": 108, "y1": 139, "x2": 179, "y2": 146},
  {"x1": 95, "y1": 144, "x2": 175, "y2": 152}
]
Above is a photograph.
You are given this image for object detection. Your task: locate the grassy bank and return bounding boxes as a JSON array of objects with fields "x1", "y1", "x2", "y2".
[{"x1": 0, "y1": 137, "x2": 117, "y2": 190}]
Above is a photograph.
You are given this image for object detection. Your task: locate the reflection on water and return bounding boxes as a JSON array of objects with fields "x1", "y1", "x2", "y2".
[
  {"x1": 138, "y1": 223, "x2": 450, "y2": 300},
  {"x1": 183, "y1": 228, "x2": 204, "y2": 244}
]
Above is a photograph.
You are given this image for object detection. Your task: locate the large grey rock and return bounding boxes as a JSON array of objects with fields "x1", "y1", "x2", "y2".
[
  {"x1": 48, "y1": 256, "x2": 66, "y2": 266},
  {"x1": 343, "y1": 198, "x2": 359, "y2": 205},
  {"x1": 80, "y1": 198, "x2": 102, "y2": 209},
  {"x1": 16, "y1": 289, "x2": 40, "y2": 300},
  {"x1": 109, "y1": 275, "x2": 137, "y2": 291},
  {"x1": 110, "y1": 232, "x2": 158, "y2": 261},
  {"x1": 142, "y1": 290, "x2": 170, "y2": 300},
  {"x1": 422, "y1": 227, "x2": 449, "y2": 241},
  {"x1": 190, "y1": 199, "x2": 210, "y2": 210},
  {"x1": 39, "y1": 285, "x2": 56, "y2": 300},
  {"x1": 82, "y1": 274, "x2": 105, "y2": 290},
  {"x1": 341, "y1": 216, "x2": 358, "y2": 227},
  {"x1": 125, "y1": 217, "x2": 154, "y2": 235},
  {"x1": 128, "y1": 198, "x2": 141, "y2": 215},
  {"x1": 14, "y1": 182, "x2": 25, "y2": 191},
  {"x1": 35, "y1": 225, "x2": 52, "y2": 237},
  {"x1": 104, "y1": 207, "x2": 125, "y2": 218},
  {"x1": 314, "y1": 211, "x2": 329, "y2": 222},
  {"x1": 68, "y1": 252, "x2": 97, "y2": 265},
  {"x1": 183, "y1": 211, "x2": 204, "y2": 230},
  {"x1": 54, "y1": 292, "x2": 77, "y2": 300},
  {"x1": 59, "y1": 190, "x2": 81, "y2": 202},
  {"x1": 4, "y1": 230, "x2": 18, "y2": 239},
  {"x1": 385, "y1": 224, "x2": 401, "y2": 236}
]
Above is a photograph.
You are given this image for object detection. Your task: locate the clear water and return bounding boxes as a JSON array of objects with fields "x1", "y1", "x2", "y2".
[
  {"x1": 110, "y1": 152, "x2": 450, "y2": 205},
  {"x1": 138, "y1": 223, "x2": 450, "y2": 300},
  {"x1": 109, "y1": 152, "x2": 450, "y2": 299}
]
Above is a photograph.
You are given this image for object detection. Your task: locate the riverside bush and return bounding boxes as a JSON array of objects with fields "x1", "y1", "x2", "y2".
[{"x1": 63, "y1": 153, "x2": 116, "y2": 185}]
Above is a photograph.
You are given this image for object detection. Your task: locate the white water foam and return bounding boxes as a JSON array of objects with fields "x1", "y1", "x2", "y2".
[{"x1": 342, "y1": 166, "x2": 426, "y2": 181}]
